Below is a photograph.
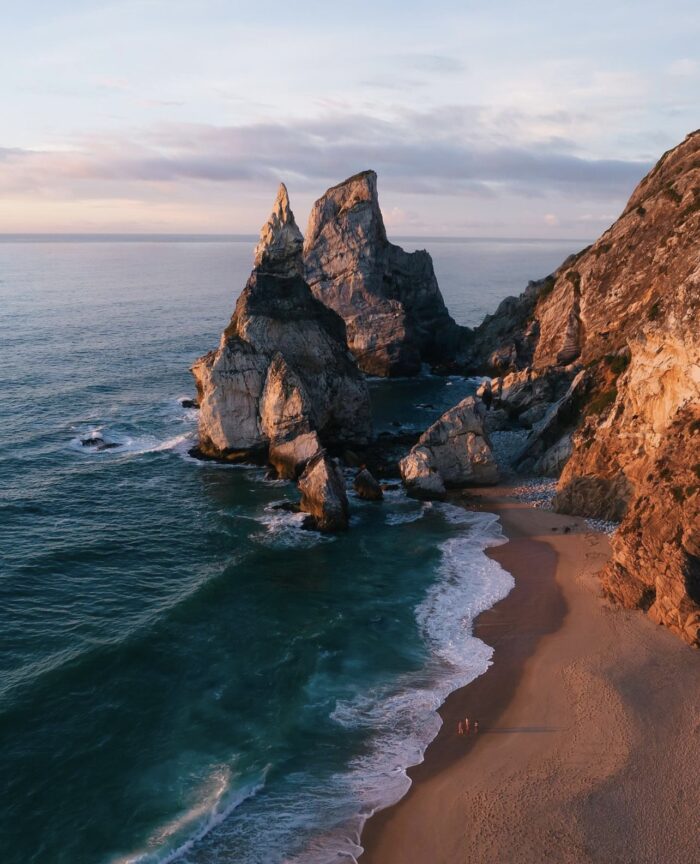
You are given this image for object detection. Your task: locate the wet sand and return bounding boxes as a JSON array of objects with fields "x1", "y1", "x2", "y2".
[{"x1": 359, "y1": 488, "x2": 700, "y2": 864}]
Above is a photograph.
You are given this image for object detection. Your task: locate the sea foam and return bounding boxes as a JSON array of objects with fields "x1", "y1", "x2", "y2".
[{"x1": 189, "y1": 501, "x2": 513, "y2": 864}]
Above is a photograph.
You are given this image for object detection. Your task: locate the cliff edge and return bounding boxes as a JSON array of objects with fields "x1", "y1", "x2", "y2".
[{"x1": 470, "y1": 131, "x2": 700, "y2": 646}]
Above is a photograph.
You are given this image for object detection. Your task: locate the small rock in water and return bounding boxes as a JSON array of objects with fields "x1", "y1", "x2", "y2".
[
  {"x1": 271, "y1": 501, "x2": 300, "y2": 514},
  {"x1": 298, "y1": 451, "x2": 349, "y2": 532},
  {"x1": 81, "y1": 437, "x2": 119, "y2": 451},
  {"x1": 353, "y1": 468, "x2": 384, "y2": 501},
  {"x1": 181, "y1": 398, "x2": 199, "y2": 409}
]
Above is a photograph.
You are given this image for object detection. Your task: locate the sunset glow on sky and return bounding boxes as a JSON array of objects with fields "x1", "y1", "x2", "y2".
[{"x1": 1, "y1": 0, "x2": 699, "y2": 236}]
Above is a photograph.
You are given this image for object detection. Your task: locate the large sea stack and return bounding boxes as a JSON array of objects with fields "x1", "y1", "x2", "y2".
[
  {"x1": 469, "y1": 130, "x2": 700, "y2": 647},
  {"x1": 304, "y1": 170, "x2": 463, "y2": 376},
  {"x1": 191, "y1": 184, "x2": 372, "y2": 477}
]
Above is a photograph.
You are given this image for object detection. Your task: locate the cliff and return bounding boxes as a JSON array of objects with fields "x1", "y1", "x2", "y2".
[
  {"x1": 191, "y1": 184, "x2": 372, "y2": 475},
  {"x1": 471, "y1": 130, "x2": 700, "y2": 647},
  {"x1": 304, "y1": 170, "x2": 464, "y2": 376}
]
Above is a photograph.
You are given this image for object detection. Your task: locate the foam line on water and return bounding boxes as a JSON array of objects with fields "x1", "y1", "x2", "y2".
[
  {"x1": 109, "y1": 766, "x2": 269, "y2": 864},
  {"x1": 101, "y1": 494, "x2": 510, "y2": 864},
  {"x1": 266, "y1": 502, "x2": 512, "y2": 864},
  {"x1": 252, "y1": 502, "x2": 336, "y2": 549},
  {"x1": 69, "y1": 427, "x2": 193, "y2": 457}
]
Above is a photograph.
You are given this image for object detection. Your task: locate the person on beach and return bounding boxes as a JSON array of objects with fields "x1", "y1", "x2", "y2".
[
  {"x1": 457, "y1": 720, "x2": 464, "y2": 736},
  {"x1": 464, "y1": 718, "x2": 470, "y2": 735},
  {"x1": 474, "y1": 720, "x2": 479, "y2": 734}
]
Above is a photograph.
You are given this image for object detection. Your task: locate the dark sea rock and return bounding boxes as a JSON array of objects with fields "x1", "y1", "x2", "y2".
[
  {"x1": 81, "y1": 437, "x2": 119, "y2": 451},
  {"x1": 353, "y1": 468, "x2": 384, "y2": 501}
]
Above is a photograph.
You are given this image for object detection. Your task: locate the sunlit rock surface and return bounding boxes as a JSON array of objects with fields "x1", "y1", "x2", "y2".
[
  {"x1": 298, "y1": 451, "x2": 349, "y2": 531},
  {"x1": 469, "y1": 131, "x2": 700, "y2": 646},
  {"x1": 304, "y1": 170, "x2": 463, "y2": 376},
  {"x1": 192, "y1": 184, "x2": 372, "y2": 471},
  {"x1": 400, "y1": 396, "x2": 498, "y2": 499}
]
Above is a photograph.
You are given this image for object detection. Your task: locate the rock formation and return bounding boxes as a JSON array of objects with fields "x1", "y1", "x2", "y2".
[
  {"x1": 304, "y1": 170, "x2": 464, "y2": 376},
  {"x1": 298, "y1": 451, "x2": 349, "y2": 531},
  {"x1": 400, "y1": 396, "x2": 499, "y2": 499},
  {"x1": 191, "y1": 184, "x2": 372, "y2": 477},
  {"x1": 353, "y1": 468, "x2": 384, "y2": 501},
  {"x1": 468, "y1": 130, "x2": 700, "y2": 647}
]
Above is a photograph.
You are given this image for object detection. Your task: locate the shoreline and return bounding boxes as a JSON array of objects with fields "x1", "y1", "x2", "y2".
[{"x1": 359, "y1": 486, "x2": 700, "y2": 864}]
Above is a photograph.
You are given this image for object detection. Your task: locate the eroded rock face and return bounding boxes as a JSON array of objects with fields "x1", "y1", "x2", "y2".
[
  {"x1": 298, "y1": 451, "x2": 349, "y2": 531},
  {"x1": 599, "y1": 408, "x2": 700, "y2": 646},
  {"x1": 304, "y1": 170, "x2": 463, "y2": 376},
  {"x1": 468, "y1": 130, "x2": 700, "y2": 646},
  {"x1": 400, "y1": 396, "x2": 498, "y2": 499},
  {"x1": 514, "y1": 370, "x2": 590, "y2": 476},
  {"x1": 192, "y1": 185, "x2": 372, "y2": 467}
]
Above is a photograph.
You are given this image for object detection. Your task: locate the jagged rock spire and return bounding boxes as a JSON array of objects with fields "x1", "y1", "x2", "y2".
[
  {"x1": 302, "y1": 170, "x2": 461, "y2": 376},
  {"x1": 253, "y1": 183, "x2": 304, "y2": 277}
]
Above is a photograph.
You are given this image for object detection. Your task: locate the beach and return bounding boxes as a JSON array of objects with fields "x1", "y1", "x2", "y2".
[{"x1": 360, "y1": 487, "x2": 700, "y2": 864}]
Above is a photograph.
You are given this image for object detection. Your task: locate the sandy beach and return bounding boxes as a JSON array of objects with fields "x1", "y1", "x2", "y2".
[{"x1": 359, "y1": 488, "x2": 700, "y2": 864}]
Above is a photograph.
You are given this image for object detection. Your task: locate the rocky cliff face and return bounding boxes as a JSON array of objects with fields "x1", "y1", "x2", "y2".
[
  {"x1": 304, "y1": 170, "x2": 464, "y2": 376},
  {"x1": 191, "y1": 184, "x2": 372, "y2": 474},
  {"x1": 470, "y1": 130, "x2": 700, "y2": 647}
]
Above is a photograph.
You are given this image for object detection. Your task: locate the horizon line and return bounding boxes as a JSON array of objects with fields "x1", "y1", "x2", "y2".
[{"x1": 0, "y1": 232, "x2": 594, "y2": 244}]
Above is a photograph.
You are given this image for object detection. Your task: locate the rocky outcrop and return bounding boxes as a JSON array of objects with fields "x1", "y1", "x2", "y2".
[
  {"x1": 304, "y1": 170, "x2": 464, "y2": 376},
  {"x1": 400, "y1": 396, "x2": 498, "y2": 498},
  {"x1": 353, "y1": 468, "x2": 383, "y2": 501},
  {"x1": 467, "y1": 276, "x2": 552, "y2": 373},
  {"x1": 514, "y1": 370, "x2": 590, "y2": 476},
  {"x1": 192, "y1": 184, "x2": 372, "y2": 473},
  {"x1": 470, "y1": 130, "x2": 700, "y2": 646},
  {"x1": 298, "y1": 451, "x2": 349, "y2": 531}
]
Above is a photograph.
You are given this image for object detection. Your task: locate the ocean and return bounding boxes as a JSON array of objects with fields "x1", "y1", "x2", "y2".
[{"x1": 0, "y1": 235, "x2": 582, "y2": 864}]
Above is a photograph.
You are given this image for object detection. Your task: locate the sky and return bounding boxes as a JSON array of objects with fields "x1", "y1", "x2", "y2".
[{"x1": 0, "y1": 0, "x2": 698, "y2": 237}]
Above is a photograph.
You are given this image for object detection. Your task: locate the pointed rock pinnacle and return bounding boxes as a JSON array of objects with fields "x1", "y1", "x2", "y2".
[{"x1": 253, "y1": 183, "x2": 304, "y2": 277}]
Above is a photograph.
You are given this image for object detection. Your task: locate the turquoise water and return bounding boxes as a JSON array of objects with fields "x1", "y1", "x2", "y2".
[{"x1": 0, "y1": 237, "x2": 578, "y2": 864}]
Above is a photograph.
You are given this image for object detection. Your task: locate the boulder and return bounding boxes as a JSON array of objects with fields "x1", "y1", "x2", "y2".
[
  {"x1": 399, "y1": 396, "x2": 499, "y2": 498},
  {"x1": 353, "y1": 468, "x2": 384, "y2": 501},
  {"x1": 191, "y1": 183, "x2": 372, "y2": 460},
  {"x1": 303, "y1": 170, "x2": 464, "y2": 376},
  {"x1": 298, "y1": 451, "x2": 349, "y2": 531},
  {"x1": 398, "y1": 448, "x2": 447, "y2": 500}
]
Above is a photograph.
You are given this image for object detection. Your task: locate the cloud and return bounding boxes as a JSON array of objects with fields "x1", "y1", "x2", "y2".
[
  {"x1": 400, "y1": 53, "x2": 464, "y2": 73},
  {"x1": 668, "y1": 58, "x2": 699, "y2": 77},
  {"x1": 0, "y1": 106, "x2": 650, "y2": 202}
]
